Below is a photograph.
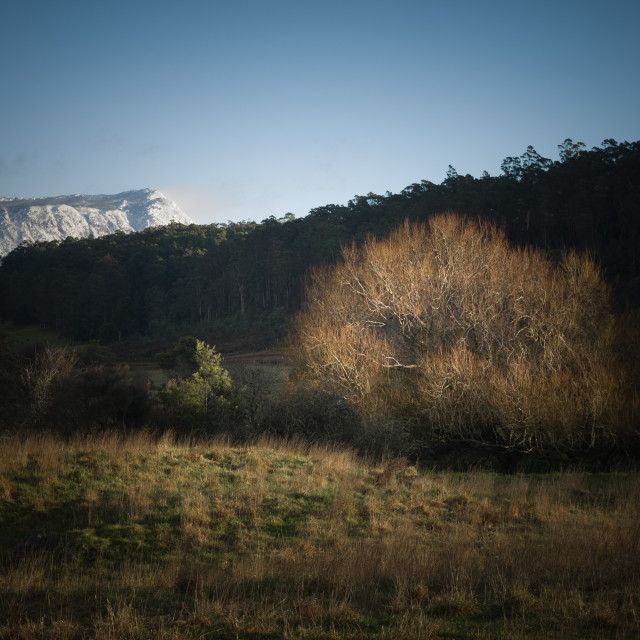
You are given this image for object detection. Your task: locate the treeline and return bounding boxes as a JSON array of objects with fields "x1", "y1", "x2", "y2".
[{"x1": 1, "y1": 138, "x2": 639, "y2": 343}]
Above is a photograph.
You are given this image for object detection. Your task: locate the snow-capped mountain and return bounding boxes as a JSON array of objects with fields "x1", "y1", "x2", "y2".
[{"x1": 0, "y1": 189, "x2": 193, "y2": 257}]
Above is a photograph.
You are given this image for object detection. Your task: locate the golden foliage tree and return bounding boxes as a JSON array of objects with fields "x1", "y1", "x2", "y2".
[{"x1": 294, "y1": 213, "x2": 635, "y2": 452}]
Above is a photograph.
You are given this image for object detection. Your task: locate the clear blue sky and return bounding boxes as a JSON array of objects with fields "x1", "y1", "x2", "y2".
[{"x1": 1, "y1": 0, "x2": 638, "y2": 224}]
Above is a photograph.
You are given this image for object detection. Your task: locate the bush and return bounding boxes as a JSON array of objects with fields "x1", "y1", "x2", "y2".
[
  {"x1": 157, "y1": 340, "x2": 234, "y2": 433},
  {"x1": 13, "y1": 345, "x2": 151, "y2": 433},
  {"x1": 76, "y1": 341, "x2": 117, "y2": 367}
]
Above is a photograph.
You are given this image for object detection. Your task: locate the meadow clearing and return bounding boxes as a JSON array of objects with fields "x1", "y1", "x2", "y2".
[{"x1": 1, "y1": 429, "x2": 638, "y2": 639}]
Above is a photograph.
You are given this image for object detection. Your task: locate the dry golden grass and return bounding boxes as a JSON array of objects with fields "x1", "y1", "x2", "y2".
[{"x1": 0, "y1": 430, "x2": 639, "y2": 639}]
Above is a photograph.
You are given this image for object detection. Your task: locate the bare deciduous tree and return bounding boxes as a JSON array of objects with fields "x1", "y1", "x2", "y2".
[
  {"x1": 21, "y1": 347, "x2": 77, "y2": 422},
  {"x1": 294, "y1": 213, "x2": 634, "y2": 453}
]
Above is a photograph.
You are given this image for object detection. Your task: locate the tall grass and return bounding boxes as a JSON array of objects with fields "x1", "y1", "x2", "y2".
[{"x1": 1, "y1": 430, "x2": 638, "y2": 638}]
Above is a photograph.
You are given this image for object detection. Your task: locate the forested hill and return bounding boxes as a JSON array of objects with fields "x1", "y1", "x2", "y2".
[{"x1": 1, "y1": 138, "x2": 638, "y2": 344}]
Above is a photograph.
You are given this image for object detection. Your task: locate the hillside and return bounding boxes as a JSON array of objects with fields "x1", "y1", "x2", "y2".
[{"x1": 0, "y1": 188, "x2": 193, "y2": 257}]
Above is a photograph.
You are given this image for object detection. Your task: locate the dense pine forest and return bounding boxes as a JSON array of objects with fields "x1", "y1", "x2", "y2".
[{"x1": 1, "y1": 139, "x2": 639, "y2": 344}]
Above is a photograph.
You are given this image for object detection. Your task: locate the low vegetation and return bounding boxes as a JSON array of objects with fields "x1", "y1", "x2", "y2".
[{"x1": 1, "y1": 430, "x2": 639, "y2": 639}]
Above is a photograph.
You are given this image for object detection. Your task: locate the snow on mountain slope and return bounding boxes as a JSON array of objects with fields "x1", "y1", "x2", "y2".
[{"x1": 0, "y1": 188, "x2": 194, "y2": 257}]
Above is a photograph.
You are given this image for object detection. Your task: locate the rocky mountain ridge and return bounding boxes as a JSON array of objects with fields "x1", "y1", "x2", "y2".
[{"x1": 0, "y1": 188, "x2": 193, "y2": 257}]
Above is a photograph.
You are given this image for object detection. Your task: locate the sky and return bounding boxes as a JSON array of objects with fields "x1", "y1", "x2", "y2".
[{"x1": 1, "y1": 0, "x2": 639, "y2": 224}]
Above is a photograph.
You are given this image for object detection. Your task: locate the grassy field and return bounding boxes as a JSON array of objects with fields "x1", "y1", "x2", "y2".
[
  {"x1": 0, "y1": 321, "x2": 69, "y2": 352},
  {"x1": 0, "y1": 430, "x2": 638, "y2": 639}
]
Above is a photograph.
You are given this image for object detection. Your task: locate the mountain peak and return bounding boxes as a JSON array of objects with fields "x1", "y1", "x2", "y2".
[{"x1": 0, "y1": 189, "x2": 194, "y2": 257}]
